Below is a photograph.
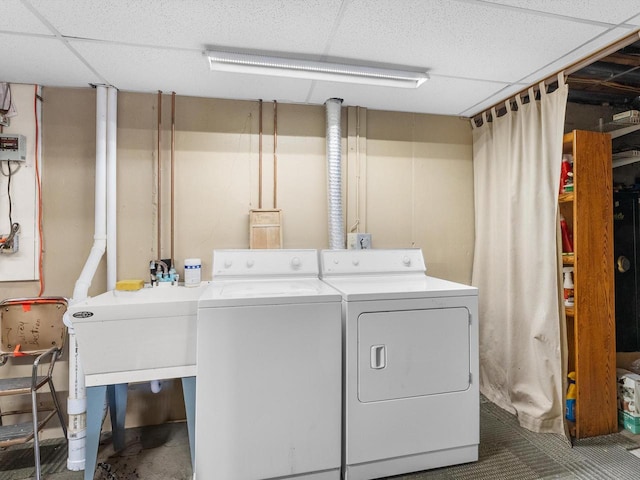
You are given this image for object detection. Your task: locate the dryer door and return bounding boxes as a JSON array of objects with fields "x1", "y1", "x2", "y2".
[{"x1": 358, "y1": 307, "x2": 470, "y2": 402}]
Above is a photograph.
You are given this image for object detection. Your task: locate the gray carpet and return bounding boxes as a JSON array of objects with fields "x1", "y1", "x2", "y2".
[
  {"x1": 3, "y1": 399, "x2": 640, "y2": 479},
  {"x1": 393, "y1": 397, "x2": 640, "y2": 479}
]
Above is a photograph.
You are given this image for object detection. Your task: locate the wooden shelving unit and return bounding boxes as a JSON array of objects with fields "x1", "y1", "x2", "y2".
[{"x1": 560, "y1": 130, "x2": 617, "y2": 439}]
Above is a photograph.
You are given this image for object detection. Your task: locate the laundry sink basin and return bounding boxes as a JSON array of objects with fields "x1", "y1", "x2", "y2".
[{"x1": 66, "y1": 284, "x2": 209, "y2": 386}]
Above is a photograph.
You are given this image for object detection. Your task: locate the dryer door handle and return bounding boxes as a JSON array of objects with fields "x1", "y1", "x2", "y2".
[{"x1": 370, "y1": 345, "x2": 387, "y2": 369}]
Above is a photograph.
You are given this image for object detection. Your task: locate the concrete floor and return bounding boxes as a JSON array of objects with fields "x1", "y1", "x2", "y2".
[
  {"x1": 1, "y1": 422, "x2": 193, "y2": 480},
  {"x1": 4, "y1": 406, "x2": 640, "y2": 480}
]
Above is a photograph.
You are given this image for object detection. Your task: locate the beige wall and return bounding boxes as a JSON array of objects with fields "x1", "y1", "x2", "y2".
[
  {"x1": 365, "y1": 110, "x2": 474, "y2": 281},
  {"x1": 1, "y1": 86, "x2": 474, "y2": 437}
]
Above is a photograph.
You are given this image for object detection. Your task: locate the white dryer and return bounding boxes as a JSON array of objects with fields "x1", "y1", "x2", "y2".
[
  {"x1": 320, "y1": 249, "x2": 479, "y2": 480},
  {"x1": 196, "y1": 249, "x2": 342, "y2": 480}
]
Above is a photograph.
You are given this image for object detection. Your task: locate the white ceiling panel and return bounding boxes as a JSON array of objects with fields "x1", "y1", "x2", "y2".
[
  {"x1": 516, "y1": 27, "x2": 640, "y2": 86},
  {"x1": 31, "y1": 0, "x2": 342, "y2": 53},
  {"x1": 331, "y1": 0, "x2": 611, "y2": 83},
  {"x1": 459, "y1": 83, "x2": 544, "y2": 118},
  {"x1": 3, "y1": 1, "x2": 640, "y2": 117},
  {"x1": 0, "y1": 34, "x2": 103, "y2": 87},
  {"x1": 481, "y1": 0, "x2": 640, "y2": 25},
  {"x1": 0, "y1": 0, "x2": 51, "y2": 34},
  {"x1": 628, "y1": 14, "x2": 640, "y2": 26},
  {"x1": 307, "y1": 76, "x2": 511, "y2": 117}
]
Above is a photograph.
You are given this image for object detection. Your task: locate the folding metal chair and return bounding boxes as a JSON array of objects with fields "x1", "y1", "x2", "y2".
[{"x1": 0, "y1": 297, "x2": 68, "y2": 480}]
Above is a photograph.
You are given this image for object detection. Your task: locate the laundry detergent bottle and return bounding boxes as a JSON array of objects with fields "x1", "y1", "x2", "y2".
[{"x1": 566, "y1": 371, "x2": 577, "y2": 422}]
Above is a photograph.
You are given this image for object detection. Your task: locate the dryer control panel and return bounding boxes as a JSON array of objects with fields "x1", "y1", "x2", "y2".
[{"x1": 320, "y1": 248, "x2": 426, "y2": 276}]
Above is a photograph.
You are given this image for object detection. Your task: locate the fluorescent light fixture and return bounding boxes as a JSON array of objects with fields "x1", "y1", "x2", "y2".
[{"x1": 205, "y1": 50, "x2": 428, "y2": 89}]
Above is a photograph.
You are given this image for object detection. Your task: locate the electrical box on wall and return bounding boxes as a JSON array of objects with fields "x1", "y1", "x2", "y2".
[
  {"x1": 0, "y1": 223, "x2": 20, "y2": 254},
  {"x1": 0, "y1": 134, "x2": 26, "y2": 161},
  {"x1": 0, "y1": 85, "x2": 38, "y2": 282},
  {"x1": 347, "y1": 233, "x2": 372, "y2": 250}
]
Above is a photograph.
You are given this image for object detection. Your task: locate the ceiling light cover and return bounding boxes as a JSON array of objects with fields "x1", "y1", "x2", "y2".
[{"x1": 205, "y1": 50, "x2": 428, "y2": 89}]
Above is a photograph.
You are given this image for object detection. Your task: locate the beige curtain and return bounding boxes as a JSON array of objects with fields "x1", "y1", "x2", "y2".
[{"x1": 471, "y1": 75, "x2": 568, "y2": 434}]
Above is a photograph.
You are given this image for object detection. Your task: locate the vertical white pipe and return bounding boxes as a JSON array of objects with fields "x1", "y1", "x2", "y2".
[
  {"x1": 71, "y1": 86, "x2": 107, "y2": 301},
  {"x1": 107, "y1": 87, "x2": 118, "y2": 291},
  {"x1": 325, "y1": 98, "x2": 344, "y2": 249},
  {"x1": 66, "y1": 84, "x2": 108, "y2": 470},
  {"x1": 65, "y1": 333, "x2": 86, "y2": 470}
]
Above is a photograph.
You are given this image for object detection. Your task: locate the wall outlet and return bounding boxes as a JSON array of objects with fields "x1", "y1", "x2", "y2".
[
  {"x1": 347, "y1": 233, "x2": 372, "y2": 250},
  {"x1": 0, "y1": 233, "x2": 19, "y2": 254}
]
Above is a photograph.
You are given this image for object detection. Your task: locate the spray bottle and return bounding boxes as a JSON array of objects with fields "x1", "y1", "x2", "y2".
[{"x1": 563, "y1": 267, "x2": 574, "y2": 307}]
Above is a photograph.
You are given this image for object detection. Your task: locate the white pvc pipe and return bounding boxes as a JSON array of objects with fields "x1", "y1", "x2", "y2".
[
  {"x1": 325, "y1": 98, "x2": 344, "y2": 250},
  {"x1": 67, "y1": 85, "x2": 108, "y2": 471},
  {"x1": 106, "y1": 87, "x2": 118, "y2": 291},
  {"x1": 65, "y1": 333, "x2": 86, "y2": 470},
  {"x1": 71, "y1": 86, "x2": 107, "y2": 301}
]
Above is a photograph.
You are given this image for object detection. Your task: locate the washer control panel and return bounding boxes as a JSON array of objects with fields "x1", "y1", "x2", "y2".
[{"x1": 212, "y1": 249, "x2": 318, "y2": 278}]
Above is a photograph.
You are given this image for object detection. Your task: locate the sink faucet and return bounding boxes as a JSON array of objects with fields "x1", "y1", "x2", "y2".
[{"x1": 150, "y1": 259, "x2": 169, "y2": 285}]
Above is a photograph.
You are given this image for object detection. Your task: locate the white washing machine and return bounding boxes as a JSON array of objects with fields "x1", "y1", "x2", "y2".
[
  {"x1": 320, "y1": 248, "x2": 479, "y2": 480},
  {"x1": 196, "y1": 249, "x2": 342, "y2": 480}
]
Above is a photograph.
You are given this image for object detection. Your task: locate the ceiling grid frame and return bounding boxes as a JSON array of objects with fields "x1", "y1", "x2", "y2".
[{"x1": 1, "y1": 0, "x2": 639, "y2": 116}]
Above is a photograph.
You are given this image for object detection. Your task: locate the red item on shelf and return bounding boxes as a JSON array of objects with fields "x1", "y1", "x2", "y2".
[
  {"x1": 560, "y1": 158, "x2": 572, "y2": 194},
  {"x1": 561, "y1": 216, "x2": 573, "y2": 253}
]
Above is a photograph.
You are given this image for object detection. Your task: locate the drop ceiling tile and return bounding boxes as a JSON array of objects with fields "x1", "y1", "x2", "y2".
[
  {"x1": 0, "y1": 34, "x2": 103, "y2": 87},
  {"x1": 518, "y1": 27, "x2": 639, "y2": 85},
  {"x1": 628, "y1": 13, "x2": 640, "y2": 26},
  {"x1": 6, "y1": 0, "x2": 639, "y2": 117},
  {"x1": 69, "y1": 40, "x2": 313, "y2": 103},
  {"x1": 458, "y1": 83, "x2": 540, "y2": 117},
  {"x1": 329, "y1": 0, "x2": 611, "y2": 83},
  {"x1": 30, "y1": 0, "x2": 341, "y2": 53},
  {"x1": 481, "y1": 0, "x2": 640, "y2": 25},
  {"x1": 0, "y1": 0, "x2": 51, "y2": 34},
  {"x1": 306, "y1": 76, "x2": 511, "y2": 117}
]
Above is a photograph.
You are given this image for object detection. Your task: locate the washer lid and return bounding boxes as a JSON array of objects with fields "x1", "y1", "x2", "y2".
[
  {"x1": 323, "y1": 274, "x2": 477, "y2": 301},
  {"x1": 199, "y1": 278, "x2": 342, "y2": 307}
]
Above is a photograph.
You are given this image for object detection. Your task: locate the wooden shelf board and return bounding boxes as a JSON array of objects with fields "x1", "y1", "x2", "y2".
[{"x1": 559, "y1": 192, "x2": 574, "y2": 203}]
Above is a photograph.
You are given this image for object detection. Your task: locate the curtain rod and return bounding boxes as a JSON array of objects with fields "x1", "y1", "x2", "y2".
[{"x1": 472, "y1": 29, "x2": 640, "y2": 124}]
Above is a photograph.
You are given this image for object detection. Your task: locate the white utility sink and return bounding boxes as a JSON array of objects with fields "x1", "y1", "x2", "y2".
[{"x1": 66, "y1": 284, "x2": 209, "y2": 386}]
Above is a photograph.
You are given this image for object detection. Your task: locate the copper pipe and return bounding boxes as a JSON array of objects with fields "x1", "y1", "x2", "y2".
[
  {"x1": 273, "y1": 100, "x2": 278, "y2": 209},
  {"x1": 170, "y1": 91, "x2": 176, "y2": 265},
  {"x1": 157, "y1": 90, "x2": 162, "y2": 259},
  {"x1": 258, "y1": 99, "x2": 263, "y2": 209}
]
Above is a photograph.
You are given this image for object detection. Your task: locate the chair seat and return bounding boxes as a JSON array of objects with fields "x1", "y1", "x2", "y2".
[
  {"x1": 0, "y1": 296, "x2": 68, "y2": 479},
  {"x1": 0, "y1": 376, "x2": 48, "y2": 396}
]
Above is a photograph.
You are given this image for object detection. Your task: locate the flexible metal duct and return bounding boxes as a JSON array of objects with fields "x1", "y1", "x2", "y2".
[{"x1": 325, "y1": 98, "x2": 344, "y2": 250}]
